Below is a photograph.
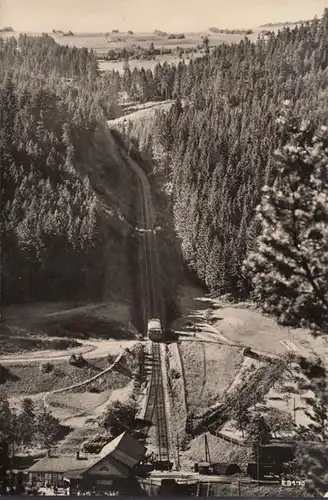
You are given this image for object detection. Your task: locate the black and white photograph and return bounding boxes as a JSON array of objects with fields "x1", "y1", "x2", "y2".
[{"x1": 1, "y1": 0, "x2": 328, "y2": 496}]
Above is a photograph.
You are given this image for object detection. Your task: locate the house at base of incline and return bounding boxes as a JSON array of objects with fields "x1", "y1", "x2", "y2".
[{"x1": 26, "y1": 432, "x2": 146, "y2": 494}]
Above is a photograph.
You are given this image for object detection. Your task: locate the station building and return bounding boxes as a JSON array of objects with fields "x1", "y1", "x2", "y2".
[{"x1": 26, "y1": 432, "x2": 146, "y2": 494}]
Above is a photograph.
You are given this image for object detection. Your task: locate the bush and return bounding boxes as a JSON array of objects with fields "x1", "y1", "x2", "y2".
[
  {"x1": 50, "y1": 338, "x2": 79, "y2": 350},
  {"x1": 107, "y1": 353, "x2": 116, "y2": 365},
  {"x1": 100, "y1": 399, "x2": 137, "y2": 437},
  {"x1": 69, "y1": 353, "x2": 85, "y2": 367},
  {"x1": 40, "y1": 362, "x2": 54, "y2": 373},
  {"x1": 82, "y1": 434, "x2": 111, "y2": 453},
  {"x1": 170, "y1": 368, "x2": 181, "y2": 380},
  {"x1": 0, "y1": 364, "x2": 10, "y2": 383},
  {"x1": 168, "y1": 33, "x2": 185, "y2": 40},
  {"x1": 88, "y1": 384, "x2": 101, "y2": 393}
]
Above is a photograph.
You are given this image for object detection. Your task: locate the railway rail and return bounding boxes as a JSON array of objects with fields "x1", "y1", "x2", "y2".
[
  {"x1": 121, "y1": 149, "x2": 171, "y2": 466},
  {"x1": 144, "y1": 342, "x2": 170, "y2": 464}
]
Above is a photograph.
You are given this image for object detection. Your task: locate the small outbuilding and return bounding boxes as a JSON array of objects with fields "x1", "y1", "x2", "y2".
[{"x1": 211, "y1": 463, "x2": 241, "y2": 476}]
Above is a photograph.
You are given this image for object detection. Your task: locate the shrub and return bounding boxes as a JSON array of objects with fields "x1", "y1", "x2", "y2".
[
  {"x1": 100, "y1": 399, "x2": 137, "y2": 436},
  {"x1": 50, "y1": 338, "x2": 78, "y2": 350},
  {"x1": 0, "y1": 364, "x2": 10, "y2": 383},
  {"x1": 82, "y1": 434, "x2": 111, "y2": 453},
  {"x1": 69, "y1": 353, "x2": 85, "y2": 367},
  {"x1": 170, "y1": 368, "x2": 181, "y2": 380},
  {"x1": 107, "y1": 353, "x2": 116, "y2": 365},
  {"x1": 40, "y1": 362, "x2": 54, "y2": 373},
  {"x1": 88, "y1": 384, "x2": 101, "y2": 393}
]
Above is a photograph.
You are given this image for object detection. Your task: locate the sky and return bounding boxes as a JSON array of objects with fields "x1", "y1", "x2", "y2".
[{"x1": 0, "y1": 0, "x2": 326, "y2": 33}]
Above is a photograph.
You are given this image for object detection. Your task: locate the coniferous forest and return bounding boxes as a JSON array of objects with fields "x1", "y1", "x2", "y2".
[
  {"x1": 149, "y1": 11, "x2": 328, "y2": 298},
  {"x1": 2, "y1": 10, "x2": 328, "y2": 310},
  {"x1": 1, "y1": 35, "x2": 138, "y2": 304}
]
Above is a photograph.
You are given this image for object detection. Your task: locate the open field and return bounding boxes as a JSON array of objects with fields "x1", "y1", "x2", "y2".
[
  {"x1": 0, "y1": 29, "x2": 272, "y2": 73},
  {"x1": 3, "y1": 300, "x2": 131, "y2": 331},
  {"x1": 51, "y1": 30, "x2": 264, "y2": 53},
  {"x1": 109, "y1": 100, "x2": 174, "y2": 126},
  {"x1": 99, "y1": 56, "x2": 185, "y2": 73}
]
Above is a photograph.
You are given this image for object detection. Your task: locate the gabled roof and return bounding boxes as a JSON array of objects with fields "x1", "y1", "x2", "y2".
[
  {"x1": 26, "y1": 433, "x2": 146, "y2": 476},
  {"x1": 27, "y1": 455, "x2": 97, "y2": 474},
  {"x1": 98, "y1": 432, "x2": 146, "y2": 469}
]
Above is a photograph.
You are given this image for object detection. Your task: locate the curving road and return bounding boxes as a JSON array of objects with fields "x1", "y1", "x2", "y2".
[{"x1": 0, "y1": 339, "x2": 136, "y2": 365}]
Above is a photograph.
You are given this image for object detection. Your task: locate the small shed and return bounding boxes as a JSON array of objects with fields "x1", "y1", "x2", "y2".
[{"x1": 211, "y1": 463, "x2": 241, "y2": 476}]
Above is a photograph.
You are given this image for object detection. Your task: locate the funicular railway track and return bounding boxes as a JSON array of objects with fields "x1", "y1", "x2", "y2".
[
  {"x1": 144, "y1": 343, "x2": 170, "y2": 463},
  {"x1": 124, "y1": 151, "x2": 170, "y2": 466}
]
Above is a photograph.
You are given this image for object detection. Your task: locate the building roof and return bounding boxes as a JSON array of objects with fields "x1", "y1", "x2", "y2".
[
  {"x1": 27, "y1": 455, "x2": 97, "y2": 474},
  {"x1": 27, "y1": 433, "x2": 146, "y2": 476},
  {"x1": 99, "y1": 432, "x2": 146, "y2": 469}
]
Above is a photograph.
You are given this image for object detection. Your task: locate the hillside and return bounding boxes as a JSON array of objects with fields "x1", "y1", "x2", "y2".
[
  {"x1": 142, "y1": 13, "x2": 328, "y2": 299},
  {"x1": 0, "y1": 35, "x2": 150, "y2": 348}
]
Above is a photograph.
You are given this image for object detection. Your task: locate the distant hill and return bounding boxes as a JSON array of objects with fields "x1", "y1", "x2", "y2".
[
  {"x1": 0, "y1": 27, "x2": 14, "y2": 32},
  {"x1": 259, "y1": 20, "x2": 310, "y2": 28}
]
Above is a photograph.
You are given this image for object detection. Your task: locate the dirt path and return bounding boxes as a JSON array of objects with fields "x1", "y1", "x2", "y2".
[{"x1": 0, "y1": 339, "x2": 136, "y2": 365}]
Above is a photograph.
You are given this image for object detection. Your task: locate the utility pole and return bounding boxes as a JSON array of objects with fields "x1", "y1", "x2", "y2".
[
  {"x1": 205, "y1": 434, "x2": 211, "y2": 465},
  {"x1": 176, "y1": 433, "x2": 180, "y2": 471},
  {"x1": 293, "y1": 398, "x2": 296, "y2": 425},
  {"x1": 256, "y1": 443, "x2": 260, "y2": 484}
]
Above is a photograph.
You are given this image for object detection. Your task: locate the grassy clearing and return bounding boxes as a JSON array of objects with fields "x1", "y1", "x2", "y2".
[
  {"x1": 179, "y1": 341, "x2": 243, "y2": 415},
  {"x1": 99, "y1": 56, "x2": 183, "y2": 73},
  {"x1": 0, "y1": 326, "x2": 81, "y2": 354},
  {"x1": 57, "y1": 424, "x2": 99, "y2": 453},
  {"x1": 2, "y1": 357, "x2": 127, "y2": 396},
  {"x1": 47, "y1": 391, "x2": 113, "y2": 420},
  {"x1": 2, "y1": 301, "x2": 134, "y2": 341},
  {"x1": 178, "y1": 285, "x2": 328, "y2": 361},
  {"x1": 210, "y1": 304, "x2": 327, "y2": 359},
  {"x1": 51, "y1": 31, "x2": 261, "y2": 53}
]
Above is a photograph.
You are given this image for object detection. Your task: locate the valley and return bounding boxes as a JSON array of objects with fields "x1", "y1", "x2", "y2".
[{"x1": 1, "y1": 7, "x2": 328, "y2": 496}]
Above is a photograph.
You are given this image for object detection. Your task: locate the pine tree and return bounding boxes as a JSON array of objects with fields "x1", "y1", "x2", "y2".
[
  {"x1": 17, "y1": 398, "x2": 36, "y2": 446},
  {"x1": 244, "y1": 112, "x2": 328, "y2": 333},
  {"x1": 36, "y1": 403, "x2": 60, "y2": 448},
  {"x1": 246, "y1": 414, "x2": 272, "y2": 459}
]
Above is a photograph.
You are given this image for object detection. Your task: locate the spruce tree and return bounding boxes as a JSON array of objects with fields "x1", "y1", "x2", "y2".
[{"x1": 245, "y1": 112, "x2": 328, "y2": 333}]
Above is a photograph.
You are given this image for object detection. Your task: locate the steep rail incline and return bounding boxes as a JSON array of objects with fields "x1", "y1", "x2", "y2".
[{"x1": 116, "y1": 144, "x2": 170, "y2": 466}]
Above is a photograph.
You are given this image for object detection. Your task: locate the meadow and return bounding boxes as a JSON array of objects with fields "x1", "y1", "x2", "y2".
[{"x1": 0, "y1": 29, "x2": 269, "y2": 73}]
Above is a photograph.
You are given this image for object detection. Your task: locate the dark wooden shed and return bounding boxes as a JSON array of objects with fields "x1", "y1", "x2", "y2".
[{"x1": 211, "y1": 463, "x2": 241, "y2": 475}]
